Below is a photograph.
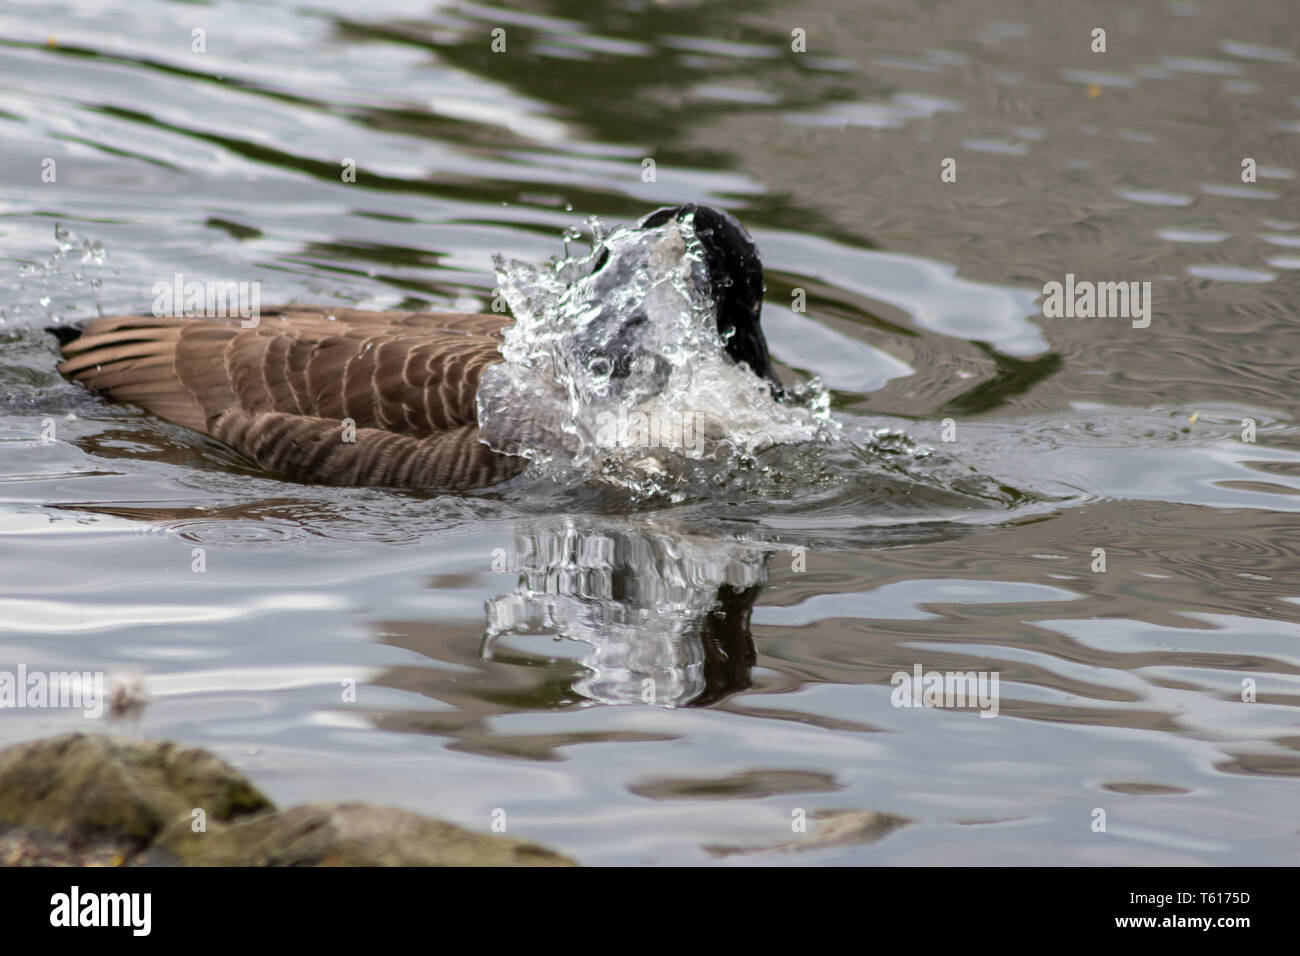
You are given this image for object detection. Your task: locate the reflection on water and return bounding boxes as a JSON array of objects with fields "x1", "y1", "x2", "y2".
[
  {"x1": 483, "y1": 518, "x2": 765, "y2": 707},
  {"x1": 2, "y1": 0, "x2": 1300, "y2": 863}
]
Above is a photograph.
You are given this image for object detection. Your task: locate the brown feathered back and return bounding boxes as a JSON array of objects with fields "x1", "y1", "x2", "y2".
[{"x1": 57, "y1": 305, "x2": 528, "y2": 489}]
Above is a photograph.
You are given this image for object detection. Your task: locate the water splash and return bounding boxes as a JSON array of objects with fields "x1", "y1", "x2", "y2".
[
  {"x1": 6, "y1": 224, "x2": 107, "y2": 327},
  {"x1": 476, "y1": 212, "x2": 836, "y2": 494}
]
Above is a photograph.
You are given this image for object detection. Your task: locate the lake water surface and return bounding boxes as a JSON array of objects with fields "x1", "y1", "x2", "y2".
[{"x1": 1, "y1": 0, "x2": 1298, "y2": 864}]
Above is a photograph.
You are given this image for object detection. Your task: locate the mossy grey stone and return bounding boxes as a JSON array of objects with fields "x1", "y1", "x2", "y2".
[
  {"x1": 0, "y1": 733, "x2": 269, "y2": 853},
  {"x1": 158, "y1": 803, "x2": 572, "y2": 866},
  {"x1": 0, "y1": 734, "x2": 573, "y2": 866}
]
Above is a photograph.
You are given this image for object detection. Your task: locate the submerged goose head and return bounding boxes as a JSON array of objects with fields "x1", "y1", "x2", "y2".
[
  {"x1": 561, "y1": 204, "x2": 780, "y2": 401},
  {"x1": 590, "y1": 201, "x2": 780, "y2": 395},
  {"x1": 55, "y1": 205, "x2": 790, "y2": 490},
  {"x1": 644, "y1": 204, "x2": 779, "y2": 395}
]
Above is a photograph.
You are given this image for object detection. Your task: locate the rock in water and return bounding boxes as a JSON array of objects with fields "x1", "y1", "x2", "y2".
[
  {"x1": 0, "y1": 733, "x2": 271, "y2": 855},
  {"x1": 0, "y1": 734, "x2": 573, "y2": 867}
]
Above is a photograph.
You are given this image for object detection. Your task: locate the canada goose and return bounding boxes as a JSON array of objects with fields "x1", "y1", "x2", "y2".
[{"x1": 54, "y1": 204, "x2": 780, "y2": 490}]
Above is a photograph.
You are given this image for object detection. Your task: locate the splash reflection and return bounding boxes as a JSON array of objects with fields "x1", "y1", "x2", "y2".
[{"x1": 483, "y1": 518, "x2": 766, "y2": 707}]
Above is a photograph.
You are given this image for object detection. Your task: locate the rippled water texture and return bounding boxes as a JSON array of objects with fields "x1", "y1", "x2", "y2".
[{"x1": 1, "y1": 0, "x2": 1299, "y2": 864}]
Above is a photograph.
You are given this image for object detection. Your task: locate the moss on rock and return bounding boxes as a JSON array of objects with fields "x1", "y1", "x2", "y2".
[
  {"x1": 0, "y1": 733, "x2": 270, "y2": 854},
  {"x1": 0, "y1": 734, "x2": 574, "y2": 867}
]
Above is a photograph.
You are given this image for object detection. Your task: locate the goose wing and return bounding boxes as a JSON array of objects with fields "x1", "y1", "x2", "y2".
[{"x1": 57, "y1": 305, "x2": 525, "y2": 489}]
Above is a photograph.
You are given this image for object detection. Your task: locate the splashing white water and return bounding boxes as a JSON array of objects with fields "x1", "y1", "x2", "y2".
[{"x1": 476, "y1": 212, "x2": 834, "y2": 486}]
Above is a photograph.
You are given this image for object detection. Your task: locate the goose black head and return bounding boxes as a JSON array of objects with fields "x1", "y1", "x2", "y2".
[
  {"x1": 636, "y1": 204, "x2": 782, "y2": 397},
  {"x1": 574, "y1": 204, "x2": 782, "y2": 400}
]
